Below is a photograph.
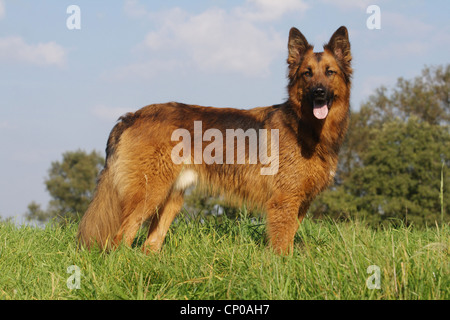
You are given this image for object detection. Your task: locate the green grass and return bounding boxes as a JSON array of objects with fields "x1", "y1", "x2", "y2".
[{"x1": 0, "y1": 214, "x2": 448, "y2": 300}]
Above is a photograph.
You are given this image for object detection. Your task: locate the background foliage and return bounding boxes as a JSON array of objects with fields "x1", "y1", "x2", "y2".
[{"x1": 25, "y1": 150, "x2": 104, "y2": 224}]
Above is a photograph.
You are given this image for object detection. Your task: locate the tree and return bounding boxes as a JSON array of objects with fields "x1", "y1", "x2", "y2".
[
  {"x1": 25, "y1": 150, "x2": 104, "y2": 224},
  {"x1": 392, "y1": 65, "x2": 450, "y2": 125},
  {"x1": 311, "y1": 65, "x2": 450, "y2": 227},
  {"x1": 319, "y1": 118, "x2": 450, "y2": 226},
  {"x1": 25, "y1": 201, "x2": 50, "y2": 223},
  {"x1": 338, "y1": 65, "x2": 449, "y2": 182}
]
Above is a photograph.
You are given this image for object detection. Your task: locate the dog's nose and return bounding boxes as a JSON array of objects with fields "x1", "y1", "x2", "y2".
[{"x1": 313, "y1": 87, "x2": 326, "y2": 98}]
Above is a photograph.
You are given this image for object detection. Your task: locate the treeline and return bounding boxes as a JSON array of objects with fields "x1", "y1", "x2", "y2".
[{"x1": 24, "y1": 65, "x2": 449, "y2": 227}]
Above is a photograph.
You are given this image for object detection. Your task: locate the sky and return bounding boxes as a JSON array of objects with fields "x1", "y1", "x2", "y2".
[{"x1": 0, "y1": 0, "x2": 449, "y2": 220}]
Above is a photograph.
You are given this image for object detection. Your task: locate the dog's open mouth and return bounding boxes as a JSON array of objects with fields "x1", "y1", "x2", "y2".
[{"x1": 313, "y1": 98, "x2": 332, "y2": 120}]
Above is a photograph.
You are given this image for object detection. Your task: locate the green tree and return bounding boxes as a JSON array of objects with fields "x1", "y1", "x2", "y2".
[
  {"x1": 392, "y1": 64, "x2": 450, "y2": 125},
  {"x1": 315, "y1": 117, "x2": 450, "y2": 227},
  {"x1": 338, "y1": 65, "x2": 449, "y2": 181},
  {"x1": 25, "y1": 150, "x2": 104, "y2": 224},
  {"x1": 24, "y1": 201, "x2": 50, "y2": 223},
  {"x1": 312, "y1": 64, "x2": 450, "y2": 227}
]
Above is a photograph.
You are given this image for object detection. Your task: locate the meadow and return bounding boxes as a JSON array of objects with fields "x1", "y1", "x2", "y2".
[{"x1": 0, "y1": 213, "x2": 448, "y2": 300}]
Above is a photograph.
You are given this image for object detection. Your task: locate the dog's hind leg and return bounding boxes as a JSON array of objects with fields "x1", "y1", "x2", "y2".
[
  {"x1": 113, "y1": 200, "x2": 151, "y2": 248},
  {"x1": 112, "y1": 177, "x2": 173, "y2": 249},
  {"x1": 143, "y1": 190, "x2": 185, "y2": 253}
]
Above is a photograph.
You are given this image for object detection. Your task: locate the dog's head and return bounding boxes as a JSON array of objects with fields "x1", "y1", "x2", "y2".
[{"x1": 287, "y1": 26, "x2": 352, "y2": 120}]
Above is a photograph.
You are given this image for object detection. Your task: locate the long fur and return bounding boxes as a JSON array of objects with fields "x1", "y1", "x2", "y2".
[{"x1": 77, "y1": 26, "x2": 352, "y2": 255}]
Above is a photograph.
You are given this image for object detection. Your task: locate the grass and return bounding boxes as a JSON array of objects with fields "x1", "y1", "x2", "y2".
[{"x1": 0, "y1": 214, "x2": 448, "y2": 300}]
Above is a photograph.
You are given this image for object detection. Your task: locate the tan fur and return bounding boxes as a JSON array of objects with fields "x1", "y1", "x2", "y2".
[{"x1": 77, "y1": 26, "x2": 352, "y2": 255}]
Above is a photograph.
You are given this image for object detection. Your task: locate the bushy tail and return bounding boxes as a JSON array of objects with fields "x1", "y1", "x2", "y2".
[{"x1": 77, "y1": 167, "x2": 121, "y2": 250}]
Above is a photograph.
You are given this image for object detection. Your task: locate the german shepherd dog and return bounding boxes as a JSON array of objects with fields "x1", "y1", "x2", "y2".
[{"x1": 78, "y1": 26, "x2": 352, "y2": 255}]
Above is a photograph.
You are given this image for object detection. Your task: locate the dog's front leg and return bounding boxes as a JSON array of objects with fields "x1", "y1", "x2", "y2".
[{"x1": 265, "y1": 192, "x2": 305, "y2": 255}]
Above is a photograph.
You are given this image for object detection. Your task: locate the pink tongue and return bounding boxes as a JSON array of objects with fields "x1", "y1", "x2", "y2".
[{"x1": 313, "y1": 101, "x2": 328, "y2": 119}]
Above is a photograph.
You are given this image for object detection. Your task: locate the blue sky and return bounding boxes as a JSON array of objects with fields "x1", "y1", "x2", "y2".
[{"x1": 0, "y1": 0, "x2": 449, "y2": 220}]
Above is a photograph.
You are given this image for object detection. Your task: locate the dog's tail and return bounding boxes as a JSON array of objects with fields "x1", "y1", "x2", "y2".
[
  {"x1": 77, "y1": 167, "x2": 121, "y2": 250},
  {"x1": 77, "y1": 115, "x2": 136, "y2": 250}
]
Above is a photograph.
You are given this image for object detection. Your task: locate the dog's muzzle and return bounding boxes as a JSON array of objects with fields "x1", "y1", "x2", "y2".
[{"x1": 311, "y1": 87, "x2": 333, "y2": 120}]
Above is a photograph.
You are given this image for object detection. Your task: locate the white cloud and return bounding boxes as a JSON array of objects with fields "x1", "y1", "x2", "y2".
[
  {"x1": 147, "y1": 7, "x2": 284, "y2": 76},
  {"x1": 0, "y1": 121, "x2": 12, "y2": 129},
  {"x1": 234, "y1": 0, "x2": 308, "y2": 22},
  {"x1": 120, "y1": 1, "x2": 307, "y2": 78},
  {"x1": 123, "y1": 0, "x2": 148, "y2": 19},
  {"x1": 0, "y1": 0, "x2": 5, "y2": 20},
  {"x1": 91, "y1": 105, "x2": 132, "y2": 122},
  {"x1": 383, "y1": 12, "x2": 434, "y2": 38},
  {"x1": 319, "y1": 0, "x2": 373, "y2": 10},
  {"x1": 363, "y1": 11, "x2": 438, "y2": 61},
  {"x1": 104, "y1": 59, "x2": 183, "y2": 81},
  {"x1": 0, "y1": 36, "x2": 66, "y2": 67}
]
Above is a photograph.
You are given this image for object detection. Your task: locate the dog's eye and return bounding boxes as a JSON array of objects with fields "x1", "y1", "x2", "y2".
[
  {"x1": 326, "y1": 70, "x2": 336, "y2": 77},
  {"x1": 303, "y1": 70, "x2": 312, "y2": 77}
]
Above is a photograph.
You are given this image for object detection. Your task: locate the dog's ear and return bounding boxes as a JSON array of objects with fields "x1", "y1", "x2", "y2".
[
  {"x1": 287, "y1": 27, "x2": 312, "y2": 66},
  {"x1": 324, "y1": 26, "x2": 352, "y2": 67}
]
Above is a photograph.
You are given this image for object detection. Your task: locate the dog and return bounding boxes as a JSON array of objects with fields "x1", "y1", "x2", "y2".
[{"x1": 78, "y1": 26, "x2": 352, "y2": 255}]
